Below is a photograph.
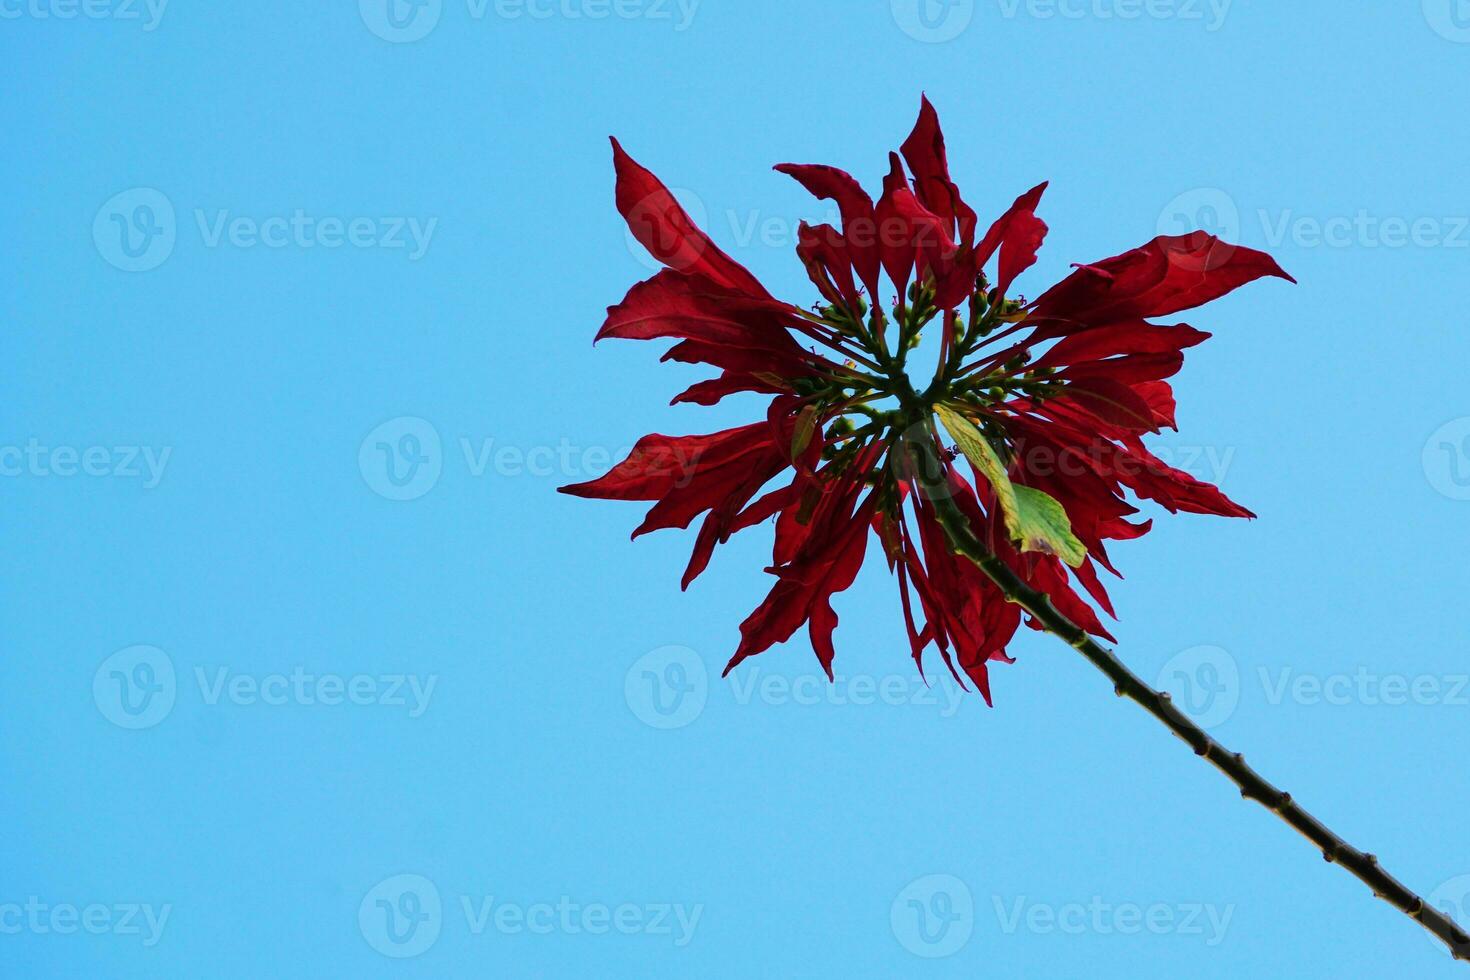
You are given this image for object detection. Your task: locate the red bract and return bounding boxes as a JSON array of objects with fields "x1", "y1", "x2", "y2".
[{"x1": 562, "y1": 97, "x2": 1293, "y2": 704}]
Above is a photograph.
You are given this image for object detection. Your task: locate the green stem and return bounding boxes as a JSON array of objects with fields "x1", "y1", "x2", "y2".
[{"x1": 904, "y1": 429, "x2": 1470, "y2": 962}]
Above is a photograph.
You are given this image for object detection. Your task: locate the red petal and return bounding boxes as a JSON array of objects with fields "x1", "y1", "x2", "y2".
[
  {"x1": 1056, "y1": 377, "x2": 1161, "y2": 433},
  {"x1": 1032, "y1": 321, "x2": 1211, "y2": 370},
  {"x1": 975, "y1": 182, "x2": 1049, "y2": 298},
  {"x1": 795, "y1": 221, "x2": 859, "y2": 308},
  {"x1": 670, "y1": 372, "x2": 784, "y2": 407},
  {"x1": 976, "y1": 182, "x2": 1046, "y2": 283},
  {"x1": 1072, "y1": 557, "x2": 1117, "y2": 619},
  {"x1": 1061, "y1": 351, "x2": 1186, "y2": 386},
  {"x1": 875, "y1": 154, "x2": 956, "y2": 302},
  {"x1": 611, "y1": 138, "x2": 770, "y2": 297},
  {"x1": 874, "y1": 154, "x2": 918, "y2": 297},
  {"x1": 1030, "y1": 233, "x2": 1293, "y2": 333},
  {"x1": 1026, "y1": 557, "x2": 1115, "y2": 643},
  {"x1": 1132, "y1": 381, "x2": 1179, "y2": 430},
  {"x1": 559, "y1": 426, "x2": 767, "y2": 502},
  {"x1": 1109, "y1": 443, "x2": 1256, "y2": 519},
  {"x1": 899, "y1": 95, "x2": 978, "y2": 246},
  {"x1": 598, "y1": 270, "x2": 797, "y2": 348},
  {"x1": 774, "y1": 163, "x2": 882, "y2": 297},
  {"x1": 725, "y1": 494, "x2": 877, "y2": 678}
]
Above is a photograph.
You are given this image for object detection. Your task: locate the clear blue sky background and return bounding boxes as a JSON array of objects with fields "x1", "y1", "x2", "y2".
[{"x1": 5, "y1": 2, "x2": 1470, "y2": 976}]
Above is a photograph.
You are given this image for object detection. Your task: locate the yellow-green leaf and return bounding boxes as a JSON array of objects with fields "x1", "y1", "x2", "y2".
[
  {"x1": 1011, "y1": 485, "x2": 1088, "y2": 567},
  {"x1": 935, "y1": 403, "x2": 1017, "y2": 517},
  {"x1": 934, "y1": 404, "x2": 1086, "y2": 568}
]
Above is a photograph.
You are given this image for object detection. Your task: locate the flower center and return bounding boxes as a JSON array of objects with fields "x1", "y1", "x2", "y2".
[{"x1": 806, "y1": 280, "x2": 1063, "y2": 470}]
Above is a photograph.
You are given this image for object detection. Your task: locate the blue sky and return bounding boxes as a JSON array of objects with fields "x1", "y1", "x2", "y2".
[{"x1": 5, "y1": 1, "x2": 1470, "y2": 976}]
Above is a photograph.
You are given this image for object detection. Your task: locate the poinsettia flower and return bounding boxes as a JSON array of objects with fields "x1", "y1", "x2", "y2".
[{"x1": 562, "y1": 96, "x2": 1292, "y2": 704}]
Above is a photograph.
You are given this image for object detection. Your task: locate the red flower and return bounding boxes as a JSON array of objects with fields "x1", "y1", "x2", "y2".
[{"x1": 562, "y1": 97, "x2": 1293, "y2": 704}]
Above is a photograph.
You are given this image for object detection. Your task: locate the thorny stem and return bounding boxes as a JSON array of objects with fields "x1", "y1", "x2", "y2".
[{"x1": 903, "y1": 426, "x2": 1470, "y2": 963}]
